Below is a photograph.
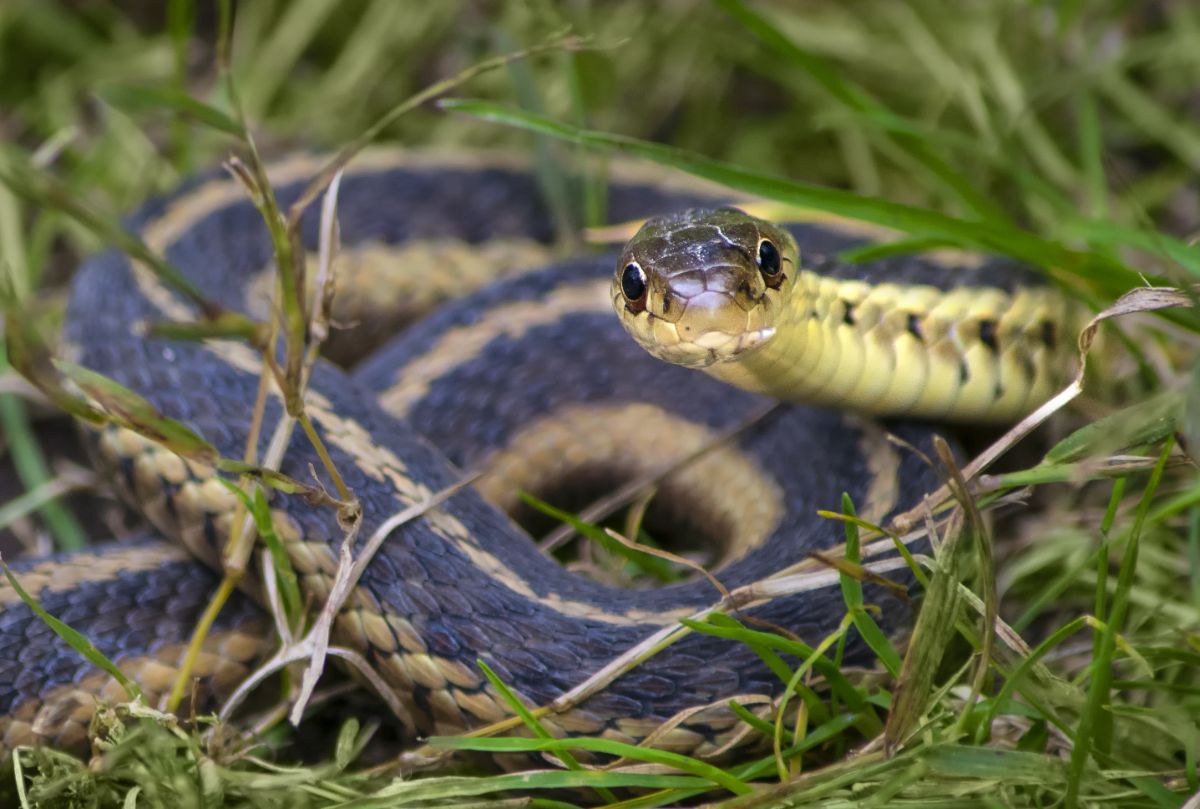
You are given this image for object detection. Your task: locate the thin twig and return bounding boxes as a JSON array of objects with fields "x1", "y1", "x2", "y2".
[
  {"x1": 549, "y1": 555, "x2": 914, "y2": 715},
  {"x1": 215, "y1": 474, "x2": 478, "y2": 724},
  {"x1": 603, "y1": 527, "x2": 732, "y2": 602},
  {"x1": 287, "y1": 471, "x2": 479, "y2": 725}
]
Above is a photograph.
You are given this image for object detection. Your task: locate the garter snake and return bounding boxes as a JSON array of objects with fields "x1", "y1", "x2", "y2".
[
  {"x1": 0, "y1": 151, "x2": 1081, "y2": 761},
  {"x1": 613, "y1": 207, "x2": 1080, "y2": 422}
]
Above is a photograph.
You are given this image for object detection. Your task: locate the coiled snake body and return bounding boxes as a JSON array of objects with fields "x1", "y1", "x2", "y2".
[{"x1": 0, "y1": 152, "x2": 1080, "y2": 759}]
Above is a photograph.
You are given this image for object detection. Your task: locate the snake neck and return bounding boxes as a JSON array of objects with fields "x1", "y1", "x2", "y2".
[{"x1": 704, "y1": 268, "x2": 1082, "y2": 423}]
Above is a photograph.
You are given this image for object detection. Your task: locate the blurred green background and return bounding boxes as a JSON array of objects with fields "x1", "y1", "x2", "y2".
[{"x1": 4, "y1": 0, "x2": 1199, "y2": 280}]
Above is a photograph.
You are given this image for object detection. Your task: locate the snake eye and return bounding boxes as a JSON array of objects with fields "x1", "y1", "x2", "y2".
[
  {"x1": 757, "y1": 239, "x2": 781, "y2": 277},
  {"x1": 621, "y1": 262, "x2": 648, "y2": 311}
]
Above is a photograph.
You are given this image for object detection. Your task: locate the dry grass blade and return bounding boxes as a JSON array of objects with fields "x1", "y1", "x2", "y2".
[
  {"x1": 885, "y1": 510, "x2": 963, "y2": 753},
  {"x1": 631, "y1": 694, "x2": 774, "y2": 764},
  {"x1": 213, "y1": 479, "x2": 482, "y2": 728},
  {"x1": 603, "y1": 527, "x2": 731, "y2": 602},
  {"x1": 933, "y1": 438, "x2": 996, "y2": 737},
  {"x1": 894, "y1": 282, "x2": 1198, "y2": 535},
  {"x1": 807, "y1": 550, "x2": 910, "y2": 599},
  {"x1": 287, "y1": 472, "x2": 479, "y2": 725},
  {"x1": 549, "y1": 554, "x2": 915, "y2": 715}
]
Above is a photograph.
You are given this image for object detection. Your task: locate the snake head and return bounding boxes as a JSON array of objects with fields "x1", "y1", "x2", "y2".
[{"x1": 612, "y1": 207, "x2": 798, "y2": 368}]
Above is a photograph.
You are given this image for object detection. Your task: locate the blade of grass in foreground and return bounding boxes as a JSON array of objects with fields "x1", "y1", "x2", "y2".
[
  {"x1": 0, "y1": 186, "x2": 85, "y2": 550},
  {"x1": 363, "y1": 770, "x2": 713, "y2": 804},
  {"x1": 427, "y1": 736, "x2": 753, "y2": 796},
  {"x1": 682, "y1": 614, "x2": 875, "y2": 721},
  {"x1": 1, "y1": 560, "x2": 143, "y2": 701},
  {"x1": 476, "y1": 658, "x2": 618, "y2": 805},
  {"x1": 886, "y1": 512, "x2": 963, "y2": 752},
  {"x1": 438, "y1": 99, "x2": 1130, "y2": 283},
  {"x1": 836, "y1": 494, "x2": 902, "y2": 677},
  {"x1": 1065, "y1": 438, "x2": 1173, "y2": 808}
]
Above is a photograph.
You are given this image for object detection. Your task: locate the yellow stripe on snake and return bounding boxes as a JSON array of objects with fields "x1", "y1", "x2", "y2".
[{"x1": 0, "y1": 151, "x2": 1085, "y2": 761}]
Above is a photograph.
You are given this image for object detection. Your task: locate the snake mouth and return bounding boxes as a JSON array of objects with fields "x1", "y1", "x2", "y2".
[
  {"x1": 616, "y1": 305, "x2": 777, "y2": 368},
  {"x1": 611, "y1": 272, "x2": 782, "y2": 368},
  {"x1": 692, "y1": 325, "x2": 777, "y2": 365}
]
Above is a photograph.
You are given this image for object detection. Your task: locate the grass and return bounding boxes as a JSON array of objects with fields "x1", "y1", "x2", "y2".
[{"x1": 2, "y1": 0, "x2": 1200, "y2": 807}]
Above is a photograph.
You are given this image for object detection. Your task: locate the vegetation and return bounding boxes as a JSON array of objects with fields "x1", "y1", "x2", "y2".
[{"x1": 1, "y1": 1, "x2": 1199, "y2": 807}]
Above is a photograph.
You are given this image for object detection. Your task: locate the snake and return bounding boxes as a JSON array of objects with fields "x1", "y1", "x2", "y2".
[{"x1": 0, "y1": 150, "x2": 1083, "y2": 763}]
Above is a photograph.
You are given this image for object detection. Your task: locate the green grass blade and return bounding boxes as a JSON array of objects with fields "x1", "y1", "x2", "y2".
[
  {"x1": 237, "y1": 0, "x2": 340, "y2": 118},
  {"x1": 0, "y1": 475, "x2": 82, "y2": 533},
  {"x1": 681, "y1": 615, "x2": 873, "y2": 719},
  {"x1": 1065, "y1": 439, "x2": 1173, "y2": 808},
  {"x1": 1, "y1": 560, "x2": 143, "y2": 701},
  {"x1": 427, "y1": 736, "x2": 753, "y2": 796},
  {"x1": 1043, "y1": 391, "x2": 1182, "y2": 465},
  {"x1": 922, "y1": 744, "x2": 1064, "y2": 782},
  {"x1": 836, "y1": 493, "x2": 902, "y2": 677},
  {"x1": 217, "y1": 480, "x2": 304, "y2": 625},
  {"x1": 439, "y1": 99, "x2": 1126, "y2": 279},
  {"x1": 0, "y1": 370, "x2": 85, "y2": 550},
  {"x1": 731, "y1": 711, "x2": 860, "y2": 783},
  {"x1": 362, "y1": 770, "x2": 714, "y2": 804},
  {"x1": 886, "y1": 516, "x2": 962, "y2": 751},
  {"x1": 1010, "y1": 481, "x2": 1126, "y2": 633},
  {"x1": 0, "y1": 157, "x2": 215, "y2": 314},
  {"x1": 496, "y1": 28, "x2": 577, "y2": 242},
  {"x1": 519, "y1": 491, "x2": 680, "y2": 581},
  {"x1": 977, "y1": 616, "x2": 1088, "y2": 743},
  {"x1": 100, "y1": 84, "x2": 243, "y2": 137},
  {"x1": 475, "y1": 658, "x2": 618, "y2": 804}
]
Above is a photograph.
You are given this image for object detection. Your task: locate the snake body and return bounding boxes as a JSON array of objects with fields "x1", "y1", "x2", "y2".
[
  {"x1": 1, "y1": 152, "x2": 1072, "y2": 760},
  {"x1": 614, "y1": 208, "x2": 1081, "y2": 422}
]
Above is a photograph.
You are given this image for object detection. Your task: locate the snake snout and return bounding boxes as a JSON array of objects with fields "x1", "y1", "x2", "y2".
[
  {"x1": 675, "y1": 287, "x2": 752, "y2": 340},
  {"x1": 672, "y1": 286, "x2": 775, "y2": 363}
]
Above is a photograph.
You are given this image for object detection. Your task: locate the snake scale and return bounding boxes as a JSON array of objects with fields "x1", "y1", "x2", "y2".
[{"x1": 0, "y1": 151, "x2": 1080, "y2": 761}]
